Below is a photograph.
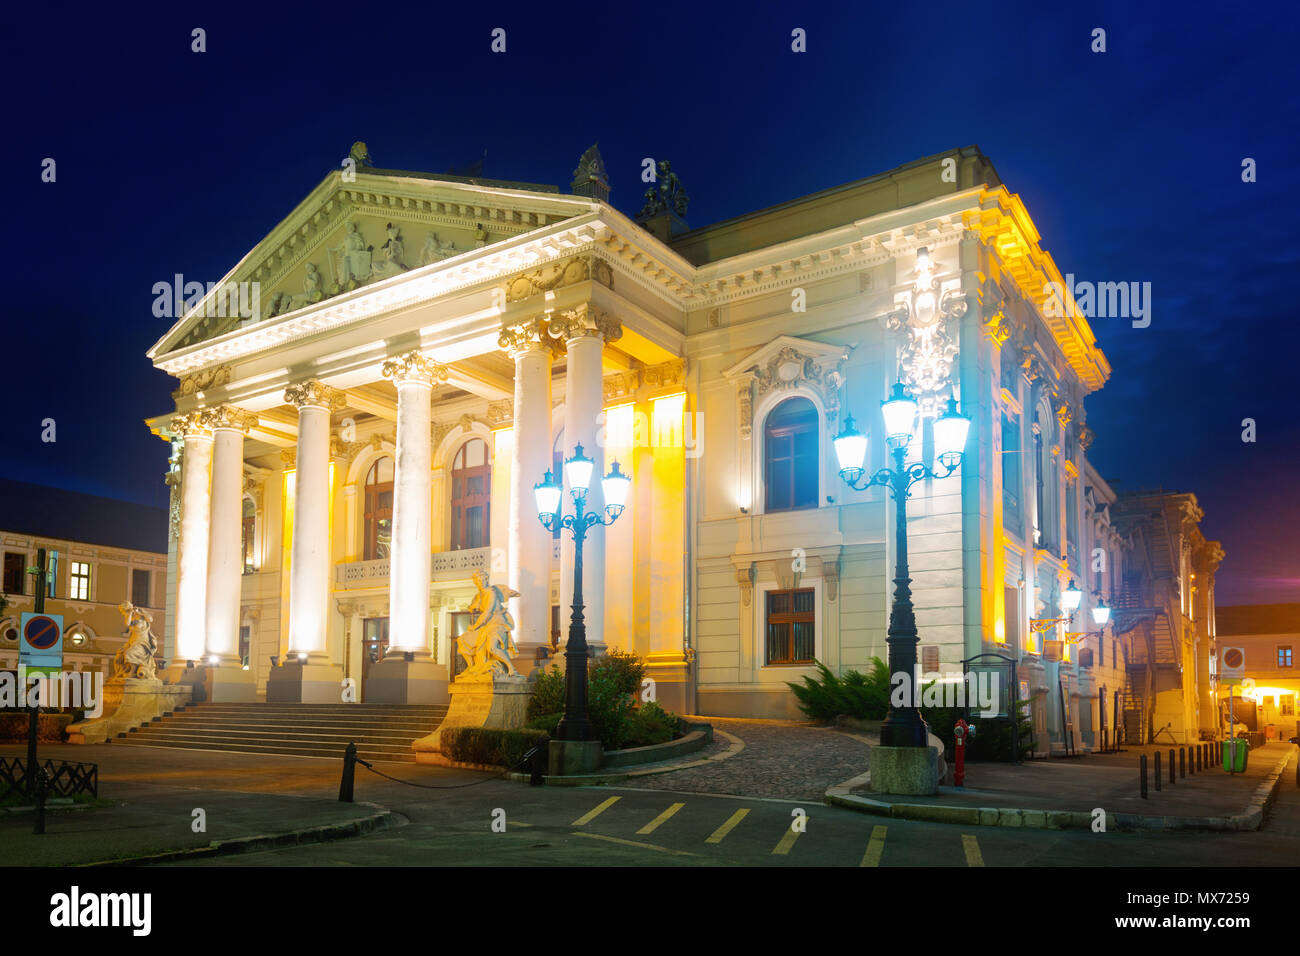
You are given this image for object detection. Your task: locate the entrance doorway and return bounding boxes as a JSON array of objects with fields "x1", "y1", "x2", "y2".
[{"x1": 361, "y1": 617, "x2": 390, "y2": 684}]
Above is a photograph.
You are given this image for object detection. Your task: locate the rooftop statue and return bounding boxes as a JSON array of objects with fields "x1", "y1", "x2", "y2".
[{"x1": 638, "y1": 159, "x2": 689, "y2": 219}]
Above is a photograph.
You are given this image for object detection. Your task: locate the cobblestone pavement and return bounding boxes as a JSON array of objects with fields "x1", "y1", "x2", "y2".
[{"x1": 622, "y1": 718, "x2": 871, "y2": 801}]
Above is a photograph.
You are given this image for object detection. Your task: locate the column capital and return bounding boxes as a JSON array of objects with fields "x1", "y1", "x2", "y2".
[
  {"x1": 204, "y1": 405, "x2": 258, "y2": 433},
  {"x1": 171, "y1": 411, "x2": 213, "y2": 440},
  {"x1": 382, "y1": 351, "x2": 449, "y2": 387},
  {"x1": 285, "y1": 379, "x2": 345, "y2": 412},
  {"x1": 498, "y1": 317, "x2": 555, "y2": 357},
  {"x1": 548, "y1": 303, "x2": 622, "y2": 345}
]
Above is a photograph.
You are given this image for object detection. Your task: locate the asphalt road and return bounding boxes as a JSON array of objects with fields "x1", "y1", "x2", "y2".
[{"x1": 164, "y1": 749, "x2": 1300, "y2": 868}]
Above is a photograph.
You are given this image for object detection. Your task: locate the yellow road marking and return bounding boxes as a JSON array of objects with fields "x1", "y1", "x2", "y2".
[
  {"x1": 571, "y1": 796, "x2": 620, "y2": 826},
  {"x1": 962, "y1": 834, "x2": 984, "y2": 867},
  {"x1": 575, "y1": 832, "x2": 700, "y2": 857},
  {"x1": 636, "y1": 802, "x2": 685, "y2": 835},
  {"x1": 860, "y1": 825, "x2": 887, "y2": 866},
  {"x1": 706, "y1": 808, "x2": 751, "y2": 844},
  {"x1": 772, "y1": 826, "x2": 802, "y2": 855}
]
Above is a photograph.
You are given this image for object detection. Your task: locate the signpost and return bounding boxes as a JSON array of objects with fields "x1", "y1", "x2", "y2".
[
  {"x1": 1219, "y1": 646, "x2": 1247, "y2": 773},
  {"x1": 21, "y1": 550, "x2": 56, "y2": 795}
]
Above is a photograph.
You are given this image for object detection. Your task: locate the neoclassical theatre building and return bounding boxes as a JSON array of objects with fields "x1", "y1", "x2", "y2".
[{"x1": 146, "y1": 142, "x2": 1204, "y2": 747}]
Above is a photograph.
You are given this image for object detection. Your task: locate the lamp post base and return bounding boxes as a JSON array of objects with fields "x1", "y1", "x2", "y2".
[
  {"x1": 548, "y1": 738, "x2": 603, "y2": 776},
  {"x1": 870, "y1": 745, "x2": 939, "y2": 796}
]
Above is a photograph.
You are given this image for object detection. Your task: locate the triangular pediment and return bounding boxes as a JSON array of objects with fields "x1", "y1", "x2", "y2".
[
  {"x1": 149, "y1": 167, "x2": 599, "y2": 361},
  {"x1": 723, "y1": 335, "x2": 850, "y2": 381}
]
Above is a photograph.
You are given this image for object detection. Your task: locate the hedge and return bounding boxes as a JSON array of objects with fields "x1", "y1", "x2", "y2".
[{"x1": 439, "y1": 726, "x2": 549, "y2": 768}]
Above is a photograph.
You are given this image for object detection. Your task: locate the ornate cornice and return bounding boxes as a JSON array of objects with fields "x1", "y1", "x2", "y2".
[
  {"x1": 643, "y1": 358, "x2": 686, "y2": 391},
  {"x1": 603, "y1": 370, "x2": 641, "y2": 405},
  {"x1": 486, "y1": 400, "x2": 514, "y2": 428},
  {"x1": 548, "y1": 303, "x2": 622, "y2": 344},
  {"x1": 284, "y1": 379, "x2": 345, "y2": 412},
  {"x1": 381, "y1": 351, "x2": 449, "y2": 387}
]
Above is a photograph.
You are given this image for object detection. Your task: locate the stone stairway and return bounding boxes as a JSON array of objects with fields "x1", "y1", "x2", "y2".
[{"x1": 112, "y1": 702, "x2": 448, "y2": 763}]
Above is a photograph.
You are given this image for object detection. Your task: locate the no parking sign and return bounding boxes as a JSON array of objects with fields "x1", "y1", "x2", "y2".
[{"x1": 20, "y1": 611, "x2": 64, "y2": 671}]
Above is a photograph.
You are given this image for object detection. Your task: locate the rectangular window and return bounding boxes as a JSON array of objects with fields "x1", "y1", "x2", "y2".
[
  {"x1": 69, "y1": 561, "x2": 91, "y2": 601},
  {"x1": 132, "y1": 568, "x2": 151, "y2": 607},
  {"x1": 1001, "y1": 413, "x2": 1021, "y2": 526},
  {"x1": 765, "y1": 588, "x2": 815, "y2": 665},
  {"x1": 1283, "y1": 696, "x2": 1295, "y2": 717},
  {"x1": 1279, "y1": 646, "x2": 1293, "y2": 668},
  {"x1": 2, "y1": 552, "x2": 25, "y2": 595}
]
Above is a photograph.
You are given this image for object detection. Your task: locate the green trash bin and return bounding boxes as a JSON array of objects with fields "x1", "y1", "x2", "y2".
[{"x1": 1224, "y1": 738, "x2": 1249, "y2": 773}]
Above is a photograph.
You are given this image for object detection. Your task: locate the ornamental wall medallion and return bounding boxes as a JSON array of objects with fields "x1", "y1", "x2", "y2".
[{"x1": 504, "y1": 254, "x2": 613, "y2": 303}]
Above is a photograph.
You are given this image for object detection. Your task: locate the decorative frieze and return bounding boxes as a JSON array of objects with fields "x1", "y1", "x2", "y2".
[
  {"x1": 737, "y1": 381, "x2": 754, "y2": 439},
  {"x1": 642, "y1": 358, "x2": 686, "y2": 391},
  {"x1": 486, "y1": 400, "x2": 514, "y2": 428},
  {"x1": 381, "y1": 351, "x2": 448, "y2": 386},
  {"x1": 603, "y1": 370, "x2": 641, "y2": 405},
  {"x1": 172, "y1": 365, "x2": 232, "y2": 399},
  {"x1": 886, "y1": 249, "x2": 966, "y2": 419},
  {"x1": 504, "y1": 254, "x2": 613, "y2": 303},
  {"x1": 284, "y1": 379, "x2": 345, "y2": 412}
]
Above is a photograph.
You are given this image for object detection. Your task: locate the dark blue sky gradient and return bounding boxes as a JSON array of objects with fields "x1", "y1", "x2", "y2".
[{"x1": 5, "y1": 2, "x2": 1298, "y2": 604}]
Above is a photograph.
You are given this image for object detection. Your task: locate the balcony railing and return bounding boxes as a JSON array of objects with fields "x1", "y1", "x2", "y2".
[{"x1": 335, "y1": 546, "x2": 493, "y2": 588}]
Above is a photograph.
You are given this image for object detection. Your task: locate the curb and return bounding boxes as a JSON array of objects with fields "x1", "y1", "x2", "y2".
[
  {"x1": 76, "y1": 802, "x2": 394, "y2": 867},
  {"x1": 505, "y1": 727, "x2": 745, "y2": 787},
  {"x1": 824, "y1": 746, "x2": 1296, "y2": 832}
]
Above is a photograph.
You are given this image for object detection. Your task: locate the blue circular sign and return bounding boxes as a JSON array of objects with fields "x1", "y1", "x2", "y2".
[{"x1": 25, "y1": 615, "x2": 60, "y2": 650}]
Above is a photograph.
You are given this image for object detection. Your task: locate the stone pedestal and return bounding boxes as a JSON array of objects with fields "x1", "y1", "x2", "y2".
[
  {"x1": 205, "y1": 663, "x2": 257, "y2": 702},
  {"x1": 265, "y1": 659, "x2": 345, "y2": 703},
  {"x1": 870, "y1": 745, "x2": 940, "y2": 796},
  {"x1": 364, "y1": 654, "x2": 447, "y2": 705},
  {"x1": 412, "y1": 675, "x2": 530, "y2": 762},
  {"x1": 67, "y1": 678, "x2": 193, "y2": 744},
  {"x1": 548, "y1": 739, "x2": 603, "y2": 776}
]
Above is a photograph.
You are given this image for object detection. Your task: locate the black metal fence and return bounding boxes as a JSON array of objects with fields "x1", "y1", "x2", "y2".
[{"x1": 0, "y1": 756, "x2": 98, "y2": 798}]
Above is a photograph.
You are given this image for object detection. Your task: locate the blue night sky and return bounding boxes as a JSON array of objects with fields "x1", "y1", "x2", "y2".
[{"x1": 6, "y1": 1, "x2": 1298, "y2": 605}]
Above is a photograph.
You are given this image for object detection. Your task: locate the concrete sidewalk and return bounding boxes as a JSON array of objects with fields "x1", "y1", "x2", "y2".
[
  {"x1": 0, "y1": 741, "x2": 495, "y2": 866},
  {"x1": 826, "y1": 741, "x2": 1295, "y2": 831}
]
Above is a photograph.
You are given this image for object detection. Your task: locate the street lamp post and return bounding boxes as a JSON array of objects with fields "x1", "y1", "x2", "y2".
[
  {"x1": 534, "y1": 444, "x2": 631, "y2": 742},
  {"x1": 833, "y1": 384, "x2": 970, "y2": 747}
]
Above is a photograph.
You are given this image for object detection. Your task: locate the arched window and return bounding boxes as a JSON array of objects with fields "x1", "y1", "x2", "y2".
[
  {"x1": 364, "y1": 457, "x2": 394, "y2": 560},
  {"x1": 764, "y1": 397, "x2": 819, "y2": 512},
  {"x1": 241, "y1": 497, "x2": 256, "y2": 573},
  {"x1": 450, "y1": 439, "x2": 490, "y2": 551}
]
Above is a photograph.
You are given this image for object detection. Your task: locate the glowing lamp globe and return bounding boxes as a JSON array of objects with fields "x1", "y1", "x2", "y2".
[
  {"x1": 1061, "y1": 580, "x2": 1084, "y2": 614},
  {"x1": 881, "y1": 382, "x2": 918, "y2": 448},
  {"x1": 533, "y1": 471, "x2": 561, "y2": 520},
  {"x1": 602, "y1": 460, "x2": 632, "y2": 517},
  {"x1": 934, "y1": 398, "x2": 971, "y2": 466},
  {"x1": 564, "y1": 443, "x2": 595, "y2": 496},
  {"x1": 1092, "y1": 600, "x2": 1111, "y2": 627},
  {"x1": 833, "y1": 415, "x2": 869, "y2": 481}
]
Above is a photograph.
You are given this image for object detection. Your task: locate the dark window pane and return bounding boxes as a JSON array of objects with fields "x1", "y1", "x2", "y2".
[{"x1": 793, "y1": 622, "x2": 815, "y2": 662}]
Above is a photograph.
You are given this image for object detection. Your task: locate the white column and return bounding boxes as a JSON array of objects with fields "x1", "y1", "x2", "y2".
[
  {"x1": 382, "y1": 353, "x2": 445, "y2": 655},
  {"x1": 205, "y1": 407, "x2": 253, "y2": 664},
  {"x1": 173, "y1": 412, "x2": 213, "y2": 663},
  {"x1": 285, "y1": 380, "x2": 342, "y2": 661},
  {"x1": 554, "y1": 305, "x2": 620, "y2": 652},
  {"x1": 501, "y1": 318, "x2": 554, "y2": 661}
]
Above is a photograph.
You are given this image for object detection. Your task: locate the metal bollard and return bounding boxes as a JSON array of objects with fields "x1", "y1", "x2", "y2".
[
  {"x1": 1140, "y1": 754, "x2": 1148, "y2": 799},
  {"x1": 1180, "y1": 747, "x2": 1186, "y2": 778},
  {"x1": 33, "y1": 768, "x2": 49, "y2": 835},
  {"x1": 1154, "y1": 751, "x2": 1162, "y2": 791},
  {"x1": 339, "y1": 742, "x2": 358, "y2": 803},
  {"x1": 1170, "y1": 749, "x2": 1176, "y2": 783},
  {"x1": 1188, "y1": 746, "x2": 1195, "y2": 776},
  {"x1": 1197, "y1": 745, "x2": 1203, "y2": 771}
]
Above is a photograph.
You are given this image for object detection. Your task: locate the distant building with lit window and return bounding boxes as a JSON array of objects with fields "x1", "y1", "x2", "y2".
[
  {"x1": 0, "y1": 478, "x2": 169, "y2": 679},
  {"x1": 1216, "y1": 603, "x2": 1300, "y2": 740}
]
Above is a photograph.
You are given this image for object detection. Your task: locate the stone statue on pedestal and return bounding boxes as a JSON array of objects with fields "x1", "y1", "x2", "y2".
[
  {"x1": 113, "y1": 602, "x2": 159, "y2": 682},
  {"x1": 457, "y1": 571, "x2": 521, "y2": 679}
]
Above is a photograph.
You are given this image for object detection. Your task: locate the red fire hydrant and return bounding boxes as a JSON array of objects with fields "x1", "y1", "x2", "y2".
[{"x1": 954, "y1": 718, "x2": 973, "y2": 787}]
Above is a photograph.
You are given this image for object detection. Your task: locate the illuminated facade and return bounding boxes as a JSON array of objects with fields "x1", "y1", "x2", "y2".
[
  {"x1": 1213, "y1": 604, "x2": 1299, "y2": 739},
  {"x1": 144, "y1": 144, "x2": 1212, "y2": 732}
]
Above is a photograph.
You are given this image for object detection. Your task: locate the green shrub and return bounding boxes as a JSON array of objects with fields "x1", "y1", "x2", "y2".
[
  {"x1": 586, "y1": 666, "x2": 636, "y2": 751},
  {"x1": 440, "y1": 727, "x2": 549, "y2": 768},
  {"x1": 787, "y1": 658, "x2": 890, "y2": 721},
  {"x1": 525, "y1": 712, "x2": 563, "y2": 736},
  {"x1": 596, "y1": 648, "x2": 645, "y2": 698},
  {"x1": 622, "y1": 701, "x2": 683, "y2": 748},
  {"x1": 527, "y1": 667, "x2": 567, "y2": 720}
]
